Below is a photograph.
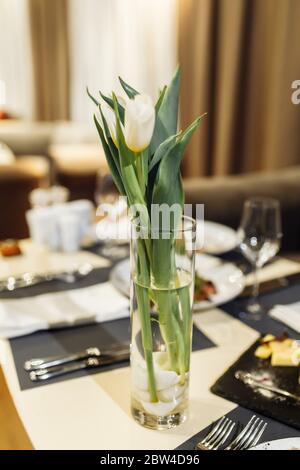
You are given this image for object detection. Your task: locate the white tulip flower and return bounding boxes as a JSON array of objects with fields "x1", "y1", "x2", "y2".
[{"x1": 124, "y1": 94, "x2": 155, "y2": 152}]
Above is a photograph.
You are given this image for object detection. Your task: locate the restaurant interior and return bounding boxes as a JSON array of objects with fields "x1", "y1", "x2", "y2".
[{"x1": 0, "y1": 0, "x2": 300, "y2": 452}]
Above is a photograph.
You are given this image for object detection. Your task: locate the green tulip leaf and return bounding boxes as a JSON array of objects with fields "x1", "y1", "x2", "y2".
[
  {"x1": 93, "y1": 115, "x2": 125, "y2": 195},
  {"x1": 150, "y1": 66, "x2": 181, "y2": 155},
  {"x1": 149, "y1": 133, "x2": 180, "y2": 172},
  {"x1": 158, "y1": 66, "x2": 181, "y2": 136},
  {"x1": 155, "y1": 86, "x2": 167, "y2": 112},
  {"x1": 98, "y1": 106, "x2": 120, "y2": 169},
  {"x1": 99, "y1": 92, "x2": 125, "y2": 123},
  {"x1": 86, "y1": 87, "x2": 100, "y2": 106},
  {"x1": 152, "y1": 115, "x2": 204, "y2": 208},
  {"x1": 118, "y1": 76, "x2": 139, "y2": 99}
]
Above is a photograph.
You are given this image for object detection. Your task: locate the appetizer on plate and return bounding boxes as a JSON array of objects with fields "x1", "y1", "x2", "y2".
[
  {"x1": 194, "y1": 273, "x2": 217, "y2": 302},
  {"x1": 0, "y1": 239, "x2": 22, "y2": 257}
]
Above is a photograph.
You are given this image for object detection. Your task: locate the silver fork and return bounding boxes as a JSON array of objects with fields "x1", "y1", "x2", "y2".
[
  {"x1": 195, "y1": 416, "x2": 236, "y2": 450},
  {"x1": 225, "y1": 415, "x2": 267, "y2": 450}
]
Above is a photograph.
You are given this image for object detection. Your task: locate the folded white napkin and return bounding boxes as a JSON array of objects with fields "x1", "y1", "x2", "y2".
[
  {"x1": 0, "y1": 283, "x2": 129, "y2": 339},
  {"x1": 269, "y1": 301, "x2": 300, "y2": 333}
]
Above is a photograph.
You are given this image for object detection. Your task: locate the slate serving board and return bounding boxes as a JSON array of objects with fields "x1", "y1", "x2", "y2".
[{"x1": 211, "y1": 338, "x2": 300, "y2": 430}]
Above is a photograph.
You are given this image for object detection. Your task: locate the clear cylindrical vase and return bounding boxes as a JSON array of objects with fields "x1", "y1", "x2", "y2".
[{"x1": 130, "y1": 216, "x2": 196, "y2": 430}]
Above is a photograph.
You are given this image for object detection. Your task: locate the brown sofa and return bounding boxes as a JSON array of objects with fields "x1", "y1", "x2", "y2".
[
  {"x1": 0, "y1": 156, "x2": 50, "y2": 239},
  {"x1": 0, "y1": 121, "x2": 107, "y2": 199},
  {"x1": 184, "y1": 166, "x2": 300, "y2": 252}
]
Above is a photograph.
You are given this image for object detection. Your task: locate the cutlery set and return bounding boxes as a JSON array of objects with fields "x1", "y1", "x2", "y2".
[
  {"x1": 24, "y1": 344, "x2": 130, "y2": 382},
  {"x1": 25, "y1": 342, "x2": 268, "y2": 451},
  {"x1": 195, "y1": 415, "x2": 267, "y2": 450},
  {"x1": 2, "y1": 264, "x2": 131, "y2": 382},
  {"x1": 0, "y1": 263, "x2": 94, "y2": 292}
]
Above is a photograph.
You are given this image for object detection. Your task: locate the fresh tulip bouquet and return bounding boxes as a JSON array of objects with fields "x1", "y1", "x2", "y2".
[{"x1": 88, "y1": 68, "x2": 205, "y2": 429}]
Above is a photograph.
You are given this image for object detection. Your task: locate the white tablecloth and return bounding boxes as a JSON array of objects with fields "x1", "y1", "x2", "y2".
[{"x1": 0, "y1": 255, "x2": 299, "y2": 449}]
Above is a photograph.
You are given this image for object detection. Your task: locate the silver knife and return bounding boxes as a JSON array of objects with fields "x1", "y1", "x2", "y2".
[
  {"x1": 24, "y1": 344, "x2": 129, "y2": 371},
  {"x1": 235, "y1": 370, "x2": 300, "y2": 403},
  {"x1": 29, "y1": 353, "x2": 129, "y2": 382}
]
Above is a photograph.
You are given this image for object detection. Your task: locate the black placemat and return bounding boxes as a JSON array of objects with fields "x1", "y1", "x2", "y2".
[
  {"x1": 223, "y1": 282, "x2": 300, "y2": 339},
  {"x1": 210, "y1": 337, "x2": 300, "y2": 430},
  {"x1": 176, "y1": 406, "x2": 300, "y2": 450},
  {"x1": 0, "y1": 266, "x2": 111, "y2": 299},
  {"x1": 10, "y1": 319, "x2": 215, "y2": 390}
]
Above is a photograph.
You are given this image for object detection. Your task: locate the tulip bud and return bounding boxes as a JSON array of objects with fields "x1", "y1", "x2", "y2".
[
  {"x1": 100, "y1": 105, "x2": 118, "y2": 147},
  {"x1": 124, "y1": 94, "x2": 155, "y2": 152}
]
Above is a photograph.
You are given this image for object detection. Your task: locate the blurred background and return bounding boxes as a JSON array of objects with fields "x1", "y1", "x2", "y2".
[{"x1": 0, "y1": 0, "x2": 300, "y2": 248}]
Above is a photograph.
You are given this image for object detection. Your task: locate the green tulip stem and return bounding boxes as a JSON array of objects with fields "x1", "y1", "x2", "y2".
[
  {"x1": 178, "y1": 286, "x2": 192, "y2": 372},
  {"x1": 135, "y1": 152, "x2": 145, "y2": 195},
  {"x1": 135, "y1": 283, "x2": 158, "y2": 402},
  {"x1": 135, "y1": 239, "x2": 158, "y2": 402}
]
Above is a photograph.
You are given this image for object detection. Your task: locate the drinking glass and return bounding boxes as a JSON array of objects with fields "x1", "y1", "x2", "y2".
[
  {"x1": 94, "y1": 171, "x2": 129, "y2": 259},
  {"x1": 130, "y1": 216, "x2": 196, "y2": 429},
  {"x1": 95, "y1": 171, "x2": 119, "y2": 208},
  {"x1": 237, "y1": 197, "x2": 282, "y2": 320}
]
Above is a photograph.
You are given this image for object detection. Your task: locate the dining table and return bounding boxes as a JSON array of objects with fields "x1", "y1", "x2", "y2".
[{"x1": 0, "y1": 240, "x2": 300, "y2": 450}]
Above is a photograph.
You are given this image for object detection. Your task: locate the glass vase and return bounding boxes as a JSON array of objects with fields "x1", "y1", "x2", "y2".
[{"x1": 130, "y1": 216, "x2": 196, "y2": 430}]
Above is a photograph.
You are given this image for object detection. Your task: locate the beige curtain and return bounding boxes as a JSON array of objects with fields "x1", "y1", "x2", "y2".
[
  {"x1": 28, "y1": 0, "x2": 69, "y2": 120},
  {"x1": 179, "y1": 0, "x2": 300, "y2": 177},
  {"x1": 68, "y1": 0, "x2": 177, "y2": 124}
]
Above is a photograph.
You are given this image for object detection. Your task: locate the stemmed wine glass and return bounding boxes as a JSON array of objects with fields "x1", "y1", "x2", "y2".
[
  {"x1": 94, "y1": 171, "x2": 129, "y2": 259},
  {"x1": 237, "y1": 197, "x2": 282, "y2": 320}
]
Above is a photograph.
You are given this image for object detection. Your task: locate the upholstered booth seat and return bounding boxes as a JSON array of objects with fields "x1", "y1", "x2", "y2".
[
  {"x1": 0, "y1": 121, "x2": 109, "y2": 201},
  {"x1": 49, "y1": 144, "x2": 108, "y2": 201},
  {"x1": 0, "y1": 156, "x2": 50, "y2": 239},
  {"x1": 184, "y1": 166, "x2": 300, "y2": 251},
  {"x1": 0, "y1": 121, "x2": 52, "y2": 157}
]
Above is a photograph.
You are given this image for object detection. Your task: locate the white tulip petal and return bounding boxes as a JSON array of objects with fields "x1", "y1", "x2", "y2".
[
  {"x1": 132, "y1": 388, "x2": 152, "y2": 403},
  {"x1": 141, "y1": 399, "x2": 180, "y2": 417},
  {"x1": 124, "y1": 93, "x2": 155, "y2": 152},
  {"x1": 153, "y1": 351, "x2": 171, "y2": 370},
  {"x1": 155, "y1": 369, "x2": 179, "y2": 391},
  {"x1": 101, "y1": 105, "x2": 117, "y2": 142},
  {"x1": 132, "y1": 362, "x2": 148, "y2": 391},
  {"x1": 158, "y1": 384, "x2": 187, "y2": 403},
  {"x1": 132, "y1": 360, "x2": 179, "y2": 392}
]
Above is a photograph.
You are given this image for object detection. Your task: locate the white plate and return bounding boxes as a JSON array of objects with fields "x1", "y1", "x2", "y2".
[
  {"x1": 110, "y1": 254, "x2": 245, "y2": 312},
  {"x1": 90, "y1": 217, "x2": 237, "y2": 255},
  {"x1": 193, "y1": 253, "x2": 245, "y2": 311},
  {"x1": 90, "y1": 219, "x2": 237, "y2": 254},
  {"x1": 197, "y1": 220, "x2": 238, "y2": 254},
  {"x1": 251, "y1": 437, "x2": 300, "y2": 450}
]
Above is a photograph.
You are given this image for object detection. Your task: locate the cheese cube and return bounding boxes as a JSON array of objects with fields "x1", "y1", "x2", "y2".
[
  {"x1": 271, "y1": 350, "x2": 295, "y2": 366},
  {"x1": 255, "y1": 344, "x2": 272, "y2": 359},
  {"x1": 269, "y1": 339, "x2": 294, "y2": 353}
]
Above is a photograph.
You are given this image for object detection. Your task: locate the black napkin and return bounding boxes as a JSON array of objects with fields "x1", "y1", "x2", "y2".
[
  {"x1": 176, "y1": 406, "x2": 300, "y2": 450},
  {"x1": 10, "y1": 318, "x2": 215, "y2": 390}
]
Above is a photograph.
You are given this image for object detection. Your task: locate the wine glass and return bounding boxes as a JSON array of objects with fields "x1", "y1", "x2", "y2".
[
  {"x1": 95, "y1": 171, "x2": 119, "y2": 208},
  {"x1": 94, "y1": 171, "x2": 129, "y2": 259},
  {"x1": 237, "y1": 197, "x2": 282, "y2": 320}
]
